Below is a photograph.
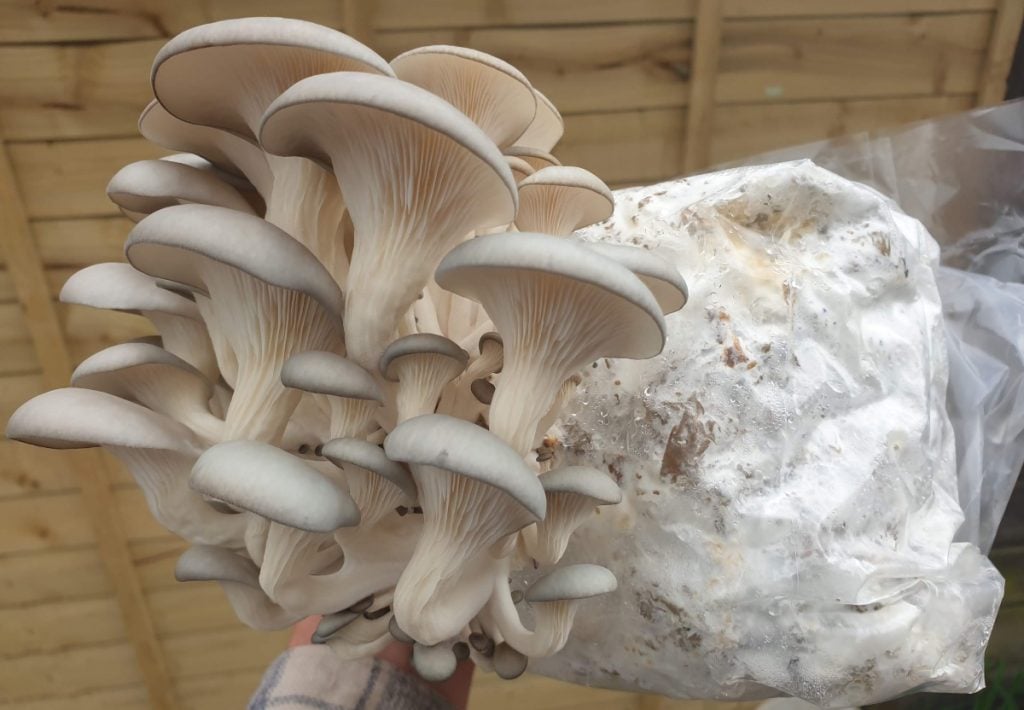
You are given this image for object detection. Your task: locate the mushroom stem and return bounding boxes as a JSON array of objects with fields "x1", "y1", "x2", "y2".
[{"x1": 488, "y1": 355, "x2": 569, "y2": 456}]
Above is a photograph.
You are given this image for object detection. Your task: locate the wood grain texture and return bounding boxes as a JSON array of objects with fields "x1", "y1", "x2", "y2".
[
  {"x1": 683, "y1": 0, "x2": 724, "y2": 173},
  {"x1": 977, "y1": 0, "x2": 1024, "y2": 104}
]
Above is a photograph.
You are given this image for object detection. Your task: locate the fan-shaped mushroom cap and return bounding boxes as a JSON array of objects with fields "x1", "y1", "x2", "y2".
[
  {"x1": 379, "y1": 333, "x2": 469, "y2": 422},
  {"x1": 504, "y1": 146, "x2": 561, "y2": 171},
  {"x1": 515, "y1": 166, "x2": 614, "y2": 235},
  {"x1": 260, "y1": 71, "x2": 517, "y2": 369},
  {"x1": 322, "y1": 438, "x2": 417, "y2": 504},
  {"x1": 282, "y1": 351, "x2": 382, "y2": 402},
  {"x1": 152, "y1": 17, "x2": 393, "y2": 141},
  {"x1": 385, "y1": 414, "x2": 545, "y2": 644},
  {"x1": 175, "y1": 545, "x2": 300, "y2": 630},
  {"x1": 106, "y1": 159, "x2": 256, "y2": 222},
  {"x1": 61, "y1": 262, "x2": 198, "y2": 318},
  {"x1": 584, "y1": 243, "x2": 688, "y2": 314},
  {"x1": 71, "y1": 341, "x2": 222, "y2": 442},
  {"x1": 139, "y1": 100, "x2": 272, "y2": 197},
  {"x1": 511, "y1": 88, "x2": 563, "y2": 152},
  {"x1": 391, "y1": 45, "x2": 536, "y2": 149},
  {"x1": 192, "y1": 440, "x2": 360, "y2": 532},
  {"x1": 526, "y1": 563, "x2": 618, "y2": 603},
  {"x1": 435, "y1": 232, "x2": 665, "y2": 454}
]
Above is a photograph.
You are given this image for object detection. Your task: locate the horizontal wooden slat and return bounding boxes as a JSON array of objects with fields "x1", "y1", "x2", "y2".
[
  {"x1": 0, "y1": 440, "x2": 80, "y2": 497},
  {"x1": 717, "y1": 14, "x2": 990, "y2": 104},
  {"x1": 36, "y1": 216, "x2": 131, "y2": 266}
]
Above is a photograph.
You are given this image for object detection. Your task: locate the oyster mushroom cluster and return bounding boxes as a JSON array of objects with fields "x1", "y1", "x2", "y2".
[{"x1": 6, "y1": 18, "x2": 688, "y2": 681}]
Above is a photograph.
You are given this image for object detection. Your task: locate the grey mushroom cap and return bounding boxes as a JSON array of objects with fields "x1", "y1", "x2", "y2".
[
  {"x1": 312, "y1": 610, "x2": 360, "y2": 643},
  {"x1": 539, "y1": 466, "x2": 622, "y2": 505},
  {"x1": 388, "y1": 616, "x2": 414, "y2": 644},
  {"x1": 378, "y1": 333, "x2": 469, "y2": 382},
  {"x1": 584, "y1": 242, "x2": 689, "y2": 314},
  {"x1": 6, "y1": 387, "x2": 198, "y2": 452},
  {"x1": 71, "y1": 341, "x2": 210, "y2": 393},
  {"x1": 470, "y1": 378, "x2": 495, "y2": 405},
  {"x1": 525, "y1": 563, "x2": 618, "y2": 603},
  {"x1": 106, "y1": 159, "x2": 255, "y2": 221},
  {"x1": 384, "y1": 414, "x2": 546, "y2": 521},
  {"x1": 493, "y1": 642, "x2": 529, "y2": 679},
  {"x1": 60, "y1": 262, "x2": 200, "y2": 319},
  {"x1": 321, "y1": 438, "x2": 418, "y2": 502},
  {"x1": 175, "y1": 544, "x2": 259, "y2": 588},
  {"x1": 152, "y1": 17, "x2": 393, "y2": 140},
  {"x1": 191, "y1": 440, "x2": 360, "y2": 532},
  {"x1": 412, "y1": 643, "x2": 458, "y2": 682},
  {"x1": 435, "y1": 232, "x2": 666, "y2": 360},
  {"x1": 478, "y1": 331, "x2": 502, "y2": 352},
  {"x1": 281, "y1": 351, "x2": 383, "y2": 402},
  {"x1": 125, "y1": 204, "x2": 345, "y2": 320}
]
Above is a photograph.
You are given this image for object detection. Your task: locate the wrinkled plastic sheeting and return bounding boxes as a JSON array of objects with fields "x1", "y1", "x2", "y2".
[{"x1": 728, "y1": 101, "x2": 1024, "y2": 552}]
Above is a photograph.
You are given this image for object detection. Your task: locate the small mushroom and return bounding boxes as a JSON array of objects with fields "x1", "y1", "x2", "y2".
[
  {"x1": 321, "y1": 437, "x2": 416, "y2": 526},
  {"x1": 281, "y1": 351, "x2": 383, "y2": 440},
  {"x1": 175, "y1": 545, "x2": 300, "y2": 630},
  {"x1": 379, "y1": 334, "x2": 469, "y2": 422},
  {"x1": 504, "y1": 146, "x2": 561, "y2": 171},
  {"x1": 389, "y1": 615, "x2": 414, "y2": 644},
  {"x1": 106, "y1": 159, "x2": 255, "y2": 222},
  {"x1": 530, "y1": 466, "x2": 622, "y2": 565},
  {"x1": 509, "y1": 88, "x2": 563, "y2": 152},
  {"x1": 435, "y1": 232, "x2": 666, "y2": 455},
  {"x1": 385, "y1": 414, "x2": 546, "y2": 645},
  {"x1": 412, "y1": 643, "x2": 458, "y2": 682},
  {"x1": 487, "y1": 564, "x2": 618, "y2": 658},
  {"x1": 470, "y1": 378, "x2": 495, "y2": 405},
  {"x1": 514, "y1": 166, "x2": 614, "y2": 236},
  {"x1": 506, "y1": 156, "x2": 536, "y2": 184},
  {"x1": 493, "y1": 642, "x2": 529, "y2": 680},
  {"x1": 311, "y1": 610, "x2": 360, "y2": 644},
  {"x1": 584, "y1": 242, "x2": 689, "y2": 314},
  {"x1": 324, "y1": 612, "x2": 395, "y2": 661}
]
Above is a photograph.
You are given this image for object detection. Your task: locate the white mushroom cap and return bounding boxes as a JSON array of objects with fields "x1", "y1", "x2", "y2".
[
  {"x1": 260, "y1": 71, "x2": 517, "y2": 369},
  {"x1": 385, "y1": 414, "x2": 545, "y2": 644},
  {"x1": 192, "y1": 440, "x2": 361, "y2": 532},
  {"x1": 379, "y1": 334, "x2": 469, "y2": 422},
  {"x1": 391, "y1": 45, "x2": 537, "y2": 149},
  {"x1": 511, "y1": 88, "x2": 563, "y2": 152},
  {"x1": 151, "y1": 17, "x2": 393, "y2": 141},
  {"x1": 71, "y1": 341, "x2": 223, "y2": 442},
  {"x1": 412, "y1": 642, "x2": 458, "y2": 682},
  {"x1": 435, "y1": 232, "x2": 665, "y2": 454},
  {"x1": 506, "y1": 156, "x2": 535, "y2": 184},
  {"x1": 107, "y1": 159, "x2": 256, "y2": 222},
  {"x1": 525, "y1": 563, "x2": 618, "y2": 603},
  {"x1": 175, "y1": 545, "x2": 301, "y2": 630},
  {"x1": 322, "y1": 437, "x2": 417, "y2": 525},
  {"x1": 282, "y1": 352, "x2": 382, "y2": 440},
  {"x1": 515, "y1": 166, "x2": 614, "y2": 236},
  {"x1": 139, "y1": 100, "x2": 273, "y2": 197},
  {"x1": 312, "y1": 610, "x2": 360, "y2": 643},
  {"x1": 584, "y1": 243, "x2": 688, "y2": 314},
  {"x1": 504, "y1": 146, "x2": 561, "y2": 171}
]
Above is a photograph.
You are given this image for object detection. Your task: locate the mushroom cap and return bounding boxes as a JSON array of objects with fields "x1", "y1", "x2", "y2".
[
  {"x1": 378, "y1": 333, "x2": 469, "y2": 382},
  {"x1": 125, "y1": 204, "x2": 345, "y2": 320},
  {"x1": 504, "y1": 146, "x2": 561, "y2": 171},
  {"x1": 6, "y1": 387, "x2": 198, "y2": 452},
  {"x1": 539, "y1": 466, "x2": 622, "y2": 505},
  {"x1": 312, "y1": 610, "x2": 360, "y2": 643},
  {"x1": 512, "y1": 88, "x2": 563, "y2": 152},
  {"x1": 391, "y1": 44, "x2": 536, "y2": 148},
  {"x1": 139, "y1": 100, "x2": 273, "y2": 196},
  {"x1": 584, "y1": 243, "x2": 688, "y2": 314},
  {"x1": 493, "y1": 642, "x2": 528, "y2": 679},
  {"x1": 60, "y1": 262, "x2": 200, "y2": 319},
  {"x1": 525, "y1": 563, "x2": 618, "y2": 603},
  {"x1": 106, "y1": 159, "x2": 255, "y2": 221},
  {"x1": 470, "y1": 378, "x2": 495, "y2": 405},
  {"x1": 384, "y1": 413, "x2": 546, "y2": 521},
  {"x1": 506, "y1": 156, "x2": 535, "y2": 183},
  {"x1": 71, "y1": 341, "x2": 213, "y2": 399},
  {"x1": 175, "y1": 544, "x2": 259, "y2": 587},
  {"x1": 281, "y1": 351, "x2": 383, "y2": 402},
  {"x1": 259, "y1": 71, "x2": 517, "y2": 213},
  {"x1": 321, "y1": 437, "x2": 417, "y2": 502},
  {"x1": 479, "y1": 331, "x2": 503, "y2": 353},
  {"x1": 152, "y1": 17, "x2": 393, "y2": 140},
  {"x1": 191, "y1": 440, "x2": 360, "y2": 532},
  {"x1": 516, "y1": 165, "x2": 614, "y2": 233},
  {"x1": 435, "y1": 232, "x2": 666, "y2": 360},
  {"x1": 412, "y1": 642, "x2": 458, "y2": 682}
]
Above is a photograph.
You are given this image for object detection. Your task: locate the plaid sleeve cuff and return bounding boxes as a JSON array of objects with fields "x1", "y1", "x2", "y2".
[{"x1": 248, "y1": 645, "x2": 453, "y2": 710}]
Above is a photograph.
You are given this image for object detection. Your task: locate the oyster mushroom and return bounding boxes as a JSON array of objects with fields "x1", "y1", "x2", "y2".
[
  {"x1": 391, "y1": 45, "x2": 537, "y2": 149},
  {"x1": 71, "y1": 341, "x2": 224, "y2": 442},
  {"x1": 486, "y1": 564, "x2": 618, "y2": 657},
  {"x1": 106, "y1": 159, "x2": 255, "y2": 222},
  {"x1": 259, "y1": 71, "x2": 517, "y2": 369},
  {"x1": 6, "y1": 388, "x2": 245, "y2": 546},
  {"x1": 529, "y1": 466, "x2": 622, "y2": 565},
  {"x1": 281, "y1": 351, "x2": 383, "y2": 441},
  {"x1": 175, "y1": 544, "x2": 300, "y2": 630},
  {"x1": 125, "y1": 204, "x2": 345, "y2": 442},
  {"x1": 514, "y1": 166, "x2": 614, "y2": 236},
  {"x1": 413, "y1": 642, "x2": 459, "y2": 682},
  {"x1": 504, "y1": 145, "x2": 561, "y2": 171},
  {"x1": 510, "y1": 88, "x2": 563, "y2": 152},
  {"x1": 435, "y1": 232, "x2": 667, "y2": 455},
  {"x1": 321, "y1": 437, "x2": 417, "y2": 527},
  {"x1": 384, "y1": 413, "x2": 546, "y2": 645},
  {"x1": 379, "y1": 333, "x2": 469, "y2": 422},
  {"x1": 584, "y1": 242, "x2": 689, "y2": 314},
  {"x1": 60, "y1": 262, "x2": 218, "y2": 381}
]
